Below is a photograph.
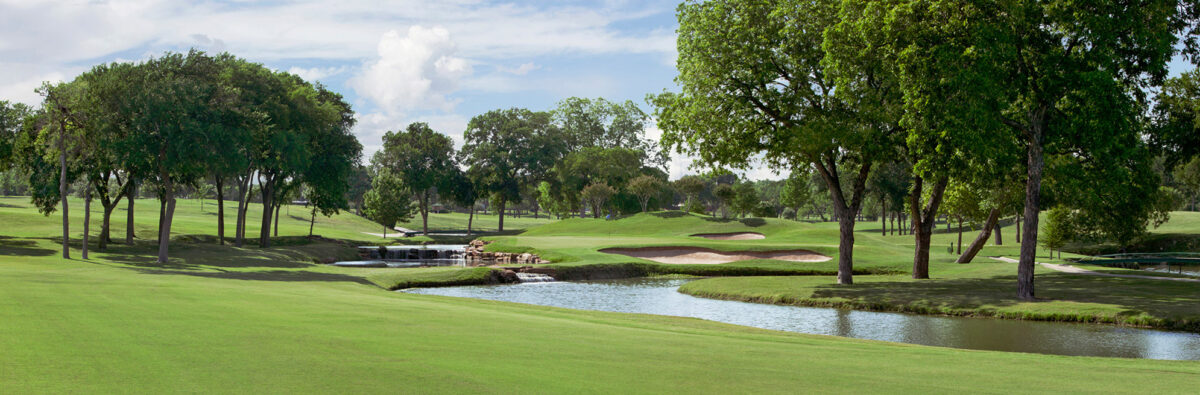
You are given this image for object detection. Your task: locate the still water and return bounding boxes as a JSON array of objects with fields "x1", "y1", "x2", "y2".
[{"x1": 406, "y1": 278, "x2": 1200, "y2": 360}]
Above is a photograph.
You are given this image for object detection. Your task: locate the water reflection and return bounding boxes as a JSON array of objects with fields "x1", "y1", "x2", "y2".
[{"x1": 405, "y1": 278, "x2": 1200, "y2": 360}]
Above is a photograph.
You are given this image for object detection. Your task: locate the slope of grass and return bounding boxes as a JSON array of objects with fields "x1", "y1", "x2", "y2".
[
  {"x1": 4, "y1": 197, "x2": 1200, "y2": 391},
  {"x1": 3, "y1": 238, "x2": 1200, "y2": 392}
]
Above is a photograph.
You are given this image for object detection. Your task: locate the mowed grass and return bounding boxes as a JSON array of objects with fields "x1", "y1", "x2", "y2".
[{"x1": 3, "y1": 196, "x2": 1200, "y2": 391}]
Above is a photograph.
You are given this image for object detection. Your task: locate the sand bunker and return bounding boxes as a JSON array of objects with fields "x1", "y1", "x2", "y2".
[
  {"x1": 600, "y1": 246, "x2": 830, "y2": 264},
  {"x1": 690, "y1": 232, "x2": 766, "y2": 240}
]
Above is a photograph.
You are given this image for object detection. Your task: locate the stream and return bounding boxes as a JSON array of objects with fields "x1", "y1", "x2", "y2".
[{"x1": 405, "y1": 278, "x2": 1200, "y2": 361}]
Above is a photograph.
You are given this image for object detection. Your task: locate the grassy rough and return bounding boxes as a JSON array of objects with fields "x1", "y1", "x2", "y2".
[
  {"x1": 4, "y1": 197, "x2": 1200, "y2": 391},
  {"x1": 678, "y1": 262, "x2": 1200, "y2": 332}
]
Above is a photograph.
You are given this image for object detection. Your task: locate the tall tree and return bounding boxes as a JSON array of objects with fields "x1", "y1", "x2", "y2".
[
  {"x1": 35, "y1": 81, "x2": 91, "y2": 259},
  {"x1": 301, "y1": 86, "x2": 362, "y2": 237},
  {"x1": 628, "y1": 174, "x2": 665, "y2": 213},
  {"x1": 458, "y1": 108, "x2": 563, "y2": 231},
  {"x1": 375, "y1": 122, "x2": 456, "y2": 236},
  {"x1": 887, "y1": 0, "x2": 1197, "y2": 299},
  {"x1": 655, "y1": 0, "x2": 898, "y2": 284},
  {"x1": 554, "y1": 97, "x2": 666, "y2": 169},
  {"x1": 363, "y1": 168, "x2": 415, "y2": 238},
  {"x1": 0, "y1": 101, "x2": 31, "y2": 171},
  {"x1": 581, "y1": 183, "x2": 616, "y2": 218}
]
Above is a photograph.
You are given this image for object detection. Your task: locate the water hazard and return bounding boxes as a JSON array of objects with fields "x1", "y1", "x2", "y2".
[{"x1": 405, "y1": 278, "x2": 1200, "y2": 360}]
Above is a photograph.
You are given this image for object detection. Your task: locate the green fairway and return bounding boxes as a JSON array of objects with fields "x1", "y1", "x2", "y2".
[{"x1": 3, "y1": 196, "x2": 1200, "y2": 391}]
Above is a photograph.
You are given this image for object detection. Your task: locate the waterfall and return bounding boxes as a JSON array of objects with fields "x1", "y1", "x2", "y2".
[{"x1": 515, "y1": 273, "x2": 555, "y2": 283}]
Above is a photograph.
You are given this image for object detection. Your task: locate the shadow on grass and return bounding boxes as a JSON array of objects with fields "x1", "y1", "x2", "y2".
[
  {"x1": 96, "y1": 235, "x2": 339, "y2": 271},
  {"x1": 0, "y1": 236, "x2": 55, "y2": 256},
  {"x1": 130, "y1": 268, "x2": 373, "y2": 285},
  {"x1": 650, "y1": 211, "x2": 689, "y2": 219},
  {"x1": 807, "y1": 272, "x2": 1200, "y2": 318}
]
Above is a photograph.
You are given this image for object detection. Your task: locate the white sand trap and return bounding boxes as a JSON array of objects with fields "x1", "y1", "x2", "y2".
[
  {"x1": 600, "y1": 246, "x2": 830, "y2": 264},
  {"x1": 691, "y1": 232, "x2": 766, "y2": 240}
]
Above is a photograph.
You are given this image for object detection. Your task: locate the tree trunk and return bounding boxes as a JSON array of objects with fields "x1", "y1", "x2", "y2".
[
  {"x1": 99, "y1": 204, "x2": 115, "y2": 250},
  {"x1": 158, "y1": 198, "x2": 166, "y2": 243},
  {"x1": 1017, "y1": 122, "x2": 1045, "y2": 301},
  {"x1": 308, "y1": 209, "x2": 315, "y2": 236},
  {"x1": 835, "y1": 210, "x2": 856, "y2": 285},
  {"x1": 956, "y1": 217, "x2": 963, "y2": 254},
  {"x1": 234, "y1": 175, "x2": 250, "y2": 247},
  {"x1": 812, "y1": 158, "x2": 872, "y2": 285},
  {"x1": 420, "y1": 190, "x2": 430, "y2": 236},
  {"x1": 958, "y1": 208, "x2": 1001, "y2": 263},
  {"x1": 216, "y1": 177, "x2": 225, "y2": 245},
  {"x1": 880, "y1": 200, "x2": 887, "y2": 236},
  {"x1": 82, "y1": 186, "x2": 91, "y2": 259},
  {"x1": 273, "y1": 202, "x2": 281, "y2": 237},
  {"x1": 157, "y1": 177, "x2": 175, "y2": 264},
  {"x1": 467, "y1": 204, "x2": 475, "y2": 236},
  {"x1": 497, "y1": 198, "x2": 506, "y2": 232},
  {"x1": 1015, "y1": 214, "x2": 1021, "y2": 243},
  {"x1": 259, "y1": 175, "x2": 275, "y2": 248},
  {"x1": 126, "y1": 181, "x2": 136, "y2": 244},
  {"x1": 910, "y1": 177, "x2": 948, "y2": 280},
  {"x1": 59, "y1": 129, "x2": 69, "y2": 259},
  {"x1": 994, "y1": 218, "x2": 1002, "y2": 246}
]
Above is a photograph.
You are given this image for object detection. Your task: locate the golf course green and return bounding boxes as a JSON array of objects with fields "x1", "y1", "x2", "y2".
[{"x1": 3, "y1": 196, "x2": 1200, "y2": 392}]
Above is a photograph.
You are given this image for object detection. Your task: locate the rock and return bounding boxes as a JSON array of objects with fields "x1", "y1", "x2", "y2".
[{"x1": 499, "y1": 270, "x2": 519, "y2": 283}]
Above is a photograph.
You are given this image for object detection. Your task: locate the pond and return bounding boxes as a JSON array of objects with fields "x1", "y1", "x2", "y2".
[{"x1": 405, "y1": 278, "x2": 1200, "y2": 361}]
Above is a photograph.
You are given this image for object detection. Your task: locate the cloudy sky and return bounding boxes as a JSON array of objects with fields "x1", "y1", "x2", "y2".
[
  {"x1": 3, "y1": 0, "x2": 1195, "y2": 181},
  {"x1": 0, "y1": 0, "x2": 757, "y2": 179}
]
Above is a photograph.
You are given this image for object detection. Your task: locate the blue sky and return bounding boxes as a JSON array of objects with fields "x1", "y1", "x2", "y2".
[
  {"x1": 0, "y1": 0, "x2": 707, "y2": 176},
  {"x1": 1, "y1": 0, "x2": 1195, "y2": 180}
]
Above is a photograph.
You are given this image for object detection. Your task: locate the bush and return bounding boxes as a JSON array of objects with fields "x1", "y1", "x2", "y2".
[
  {"x1": 685, "y1": 200, "x2": 707, "y2": 215},
  {"x1": 781, "y1": 207, "x2": 797, "y2": 220},
  {"x1": 751, "y1": 201, "x2": 777, "y2": 218}
]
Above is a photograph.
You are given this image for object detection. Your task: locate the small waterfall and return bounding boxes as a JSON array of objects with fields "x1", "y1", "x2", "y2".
[{"x1": 515, "y1": 272, "x2": 555, "y2": 283}]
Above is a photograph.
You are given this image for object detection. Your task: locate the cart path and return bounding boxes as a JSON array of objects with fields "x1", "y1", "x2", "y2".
[{"x1": 989, "y1": 256, "x2": 1200, "y2": 283}]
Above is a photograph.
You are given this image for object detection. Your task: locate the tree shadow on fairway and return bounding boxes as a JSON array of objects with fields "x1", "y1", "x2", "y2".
[
  {"x1": 0, "y1": 236, "x2": 55, "y2": 257},
  {"x1": 808, "y1": 272, "x2": 1200, "y2": 319},
  {"x1": 97, "y1": 236, "x2": 339, "y2": 271},
  {"x1": 129, "y1": 267, "x2": 373, "y2": 285},
  {"x1": 651, "y1": 211, "x2": 689, "y2": 219}
]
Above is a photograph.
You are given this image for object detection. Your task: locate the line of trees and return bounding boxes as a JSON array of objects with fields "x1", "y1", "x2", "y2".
[
  {"x1": 3, "y1": 50, "x2": 361, "y2": 263},
  {"x1": 362, "y1": 97, "x2": 674, "y2": 234},
  {"x1": 654, "y1": 0, "x2": 1197, "y2": 299}
]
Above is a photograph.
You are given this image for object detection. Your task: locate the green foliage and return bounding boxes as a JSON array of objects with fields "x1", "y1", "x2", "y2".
[
  {"x1": 1040, "y1": 207, "x2": 1075, "y2": 252},
  {"x1": 627, "y1": 174, "x2": 665, "y2": 212},
  {"x1": 580, "y1": 183, "x2": 616, "y2": 218},
  {"x1": 780, "y1": 171, "x2": 811, "y2": 213},
  {"x1": 731, "y1": 182, "x2": 757, "y2": 217},
  {"x1": 751, "y1": 201, "x2": 776, "y2": 218},
  {"x1": 1173, "y1": 158, "x2": 1200, "y2": 210},
  {"x1": 459, "y1": 108, "x2": 562, "y2": 228},
  {"x1": 373, "y1": 122, "x2": 456, "y2": 233},
  {"x1": 553, "y1": 97, "x2": 665, "y2": 169},
  {"x1": 781, "y1": 206, "x2": 797, "y2": 220},
  {"x1": 713, "y1": 183, "x2": 735, "y2": 218},
  {"x1": 362, "y1": 169, "x2": 415, "y2": 232},
  {"x1": 673, "y1": 175, "x2": 705, "y2": 208},
  {"x1": 0, "y1": 100, "x2": 31, "y2": 171}
]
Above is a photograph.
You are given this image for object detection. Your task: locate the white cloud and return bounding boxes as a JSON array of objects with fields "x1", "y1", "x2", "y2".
[
  {"x1": 287, "y1": 66, "x2": 347, "y2": 82},
  {"x1": 497, "y1": 62, "x2": 540, "y2": 75},
  {"x1": 350, "y1": 26, "x2": 471, "y2": 115}
]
